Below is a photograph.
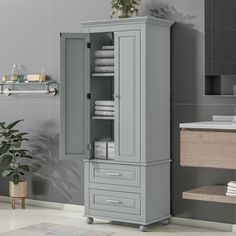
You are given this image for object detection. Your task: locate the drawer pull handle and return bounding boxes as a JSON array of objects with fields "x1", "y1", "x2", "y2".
[
  {"x1": 105, "y1": 172, "x2": 121, "y2": 176},
  {"x1": 106, "y1": 199, "x2": 122, "y2": 204}
]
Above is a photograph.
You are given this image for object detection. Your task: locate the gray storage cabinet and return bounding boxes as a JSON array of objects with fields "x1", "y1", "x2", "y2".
[{"x1": 60, "y1": 17, "x2": 173, "y2": 231}]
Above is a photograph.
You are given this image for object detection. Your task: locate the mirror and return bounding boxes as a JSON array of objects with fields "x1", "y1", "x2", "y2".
[{"x1": 205, "y1": 0, "x2": 236, "y2": 95}]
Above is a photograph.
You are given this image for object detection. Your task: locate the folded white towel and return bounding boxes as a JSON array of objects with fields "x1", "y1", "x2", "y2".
[
  {"x1": 94, "y1": 66, "x2": 114, "y2": 73},
  {"x1": 227, "y1": 190, "x2": 236, "y2": 195},
  {"x1": 228, "y1": 181, "x2": 236, "y2": 188},
  {"x1": 102, "y1": 45, "x2": 114, "y2": 50},
  {"x1": 95, "y1": 106, "x2": 115, "y2": 111},
  {"x1": 226, "y1": 192, "x2": 236, "y2": 197},
  {"x1": 95, "y1": 50, "x2": 114, "y2": 58},
  {"x1": 227, "y1": 186, "x2": 236, "y2": 192},
  {"x1": 95, "y1": 100, "x2": 114, "y2": 106},
  {"x1": 95, "y1": 58, "x2": 114, "y2": 66},
  {"x1": 95, "y1": 111, "x2": 115, "y2": 116}
]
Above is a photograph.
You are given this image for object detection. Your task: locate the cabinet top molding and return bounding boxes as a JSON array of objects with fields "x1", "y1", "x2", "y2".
[
  {"x1": 180, "y1": 115, "x2": 236, "y2": 130},
  {"x1": 81, "y1": 16, "x2": 174, "y2": 28}
]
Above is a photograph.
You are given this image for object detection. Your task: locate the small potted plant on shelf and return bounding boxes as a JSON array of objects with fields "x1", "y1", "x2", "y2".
[
  {"x1": 111, "y1": 0, "x2": 141, "y2": 18},
  {"x1": 0, "y1": 120, "x2": 32, "y2": 209}
]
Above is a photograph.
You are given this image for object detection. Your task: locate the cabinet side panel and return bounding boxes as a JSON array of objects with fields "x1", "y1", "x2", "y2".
[
  {"x1": 146, "y1": 163, "x2": 170, "y2": 222},
  {"x1": 146, "y1": 24, "x2": 171, "y2": 162}
]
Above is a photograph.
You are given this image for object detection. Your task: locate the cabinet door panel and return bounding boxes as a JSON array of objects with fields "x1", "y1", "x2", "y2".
[
  {"x1": 114, "y1": 31, "x2": 141, "y2": 163},
  {"x1": 60, "y1": 33, "x2": 90, "y2": 160}
]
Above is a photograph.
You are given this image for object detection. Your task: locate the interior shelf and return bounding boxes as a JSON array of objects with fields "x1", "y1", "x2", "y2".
[
  {"x1": 182, "y1": 186, "x2": 236, "y2": 204},
  {"x1": 91, "y1": 73, "x2": 114, "y2": 77},
  {"x1": 92, "y1": 116, "x2": 114, "y2": 120}
]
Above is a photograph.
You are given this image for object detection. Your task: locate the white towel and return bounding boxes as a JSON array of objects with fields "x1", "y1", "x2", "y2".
[
  {"x1": 226, "y1": 192, "x2": 236, "y2": 197},
  {"x1": 95, "y1": 111, "x2": 115, "y2": 116},
  {"x1": 95, "y1": 58, "x2": 114, "y2": 66},
  {"x1": 95, "y1": 100, "x2": 114, "y2": 106},
  {"x1": 227, "y1": 190, "x2": 236, "y2": 195},
  {"x1": 227, "y1": 186, "x2": 236, "y2": 192},
  {"x1": 95, "y1": 50, "x2": 114, "y2": 58},
  {"x1": 95, "y1": 106, "x2": 115, "y2": 111},
  {"x1": 102, "y1": 45, "x2": 114, "y2": 50},
  {"x1": 94, "y1": 66, "x2": 114, "y2": 73},
  {"x1": 228, "y1": 181, "x2": 236, "y2": 188}
]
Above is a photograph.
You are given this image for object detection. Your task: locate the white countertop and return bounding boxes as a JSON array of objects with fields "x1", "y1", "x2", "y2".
[
  {"x1": 180, "y1": 121, "x2": 236, "y2": 130},
  {"x1": 180, "y1": 116, "x2": 236, "y2": 130}
]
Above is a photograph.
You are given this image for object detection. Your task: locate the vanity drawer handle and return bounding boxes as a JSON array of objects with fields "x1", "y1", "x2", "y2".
[
  {"x1": 106, "y1": 199, "x2": 122, "y2": 204},
  {"x1": 105, "y1": 172, "x2": 121, "y2": 176}
]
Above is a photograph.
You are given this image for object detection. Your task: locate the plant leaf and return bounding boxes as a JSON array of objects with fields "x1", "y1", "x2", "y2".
[
  {"x1": 2, "y1": 169, "x2": 14, "y2": 177},
  {"x1": 6, "y1": 120, "x2": 23, "y2": 130},
  {"x1": 0, "y1": 154, "x2": 13, "y2": 168},
  {"x1": 18, "y1": 165, "x2": 31, "y2": 172},
  {"x1": 13, "y1": 141, "x2": 21, "y2": 149},
  {"x1": 0, "y1": 122, "x2": 5, "y2": 128},
  {"x1": 16, "y1": 132, "x2": 28, "y2": 137},
  {"x1": 13, "y1": 175, "x2": 19, "y2": 184},
  {"x1": 0, "y1": 144, "x2": 11, "y2": 155}
]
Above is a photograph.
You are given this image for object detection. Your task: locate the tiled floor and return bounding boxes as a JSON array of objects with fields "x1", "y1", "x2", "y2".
[{"x1": 0, "y1": 202, "x2": 232, "y2": 236}]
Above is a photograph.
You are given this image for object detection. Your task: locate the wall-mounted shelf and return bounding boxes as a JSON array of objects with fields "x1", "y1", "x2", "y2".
[
  {"x1": 92, "y1": 116, "x2": 114, "y2": 120},
  {"x1": 91, "y1": 73, "x2": 114, "y2": 77},
  {"x1": 182, "y1": 186, "x2": 236, "y2": 205},
  {"x1": 0, "y1": 80, "x2": 58, "y2": 96}
]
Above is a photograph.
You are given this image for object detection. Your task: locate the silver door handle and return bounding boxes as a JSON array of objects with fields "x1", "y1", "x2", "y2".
[
  {"x1": 105, "y1": 172, "x2": 121, "y2": 176},
  {"x1": 106, "y1": 199, "x2": 122, "y2": 204}
]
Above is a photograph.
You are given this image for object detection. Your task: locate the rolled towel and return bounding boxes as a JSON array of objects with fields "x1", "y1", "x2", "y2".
[
  {"x1": 94, "y1": 66, "x2": 114, "y2": 73},
  {"x1": 95, "y1": 111, "x2": 115, "y2": 116},
  {"x1": 228, "y1": 181, "x2": 236, "y2": 188},
  {"x1": 95, "y1": 50, "x2": 114, "y2": 58},
  {"x1": 95, "y1": 100, "x2": 114, "y2": 106},
  {"x1": 102, "y1": 45, "x2": 114, "y2": 50},
  {"x1": 95, "y1": 106, "x2": 115, "y2": 111},
  {"x1": 95, "y1": 58, "x2": 114, "y2": 66}
]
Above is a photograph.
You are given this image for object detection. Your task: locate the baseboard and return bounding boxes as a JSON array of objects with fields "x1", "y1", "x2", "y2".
[
  {"x1": 171, "y1": 216, "x2": 235, "y2": 232},
  {"x1": 0, "y1": 196, "x2": 235, "y2": 232},
  {"x1": 0, "y1": 196, "x2": 84, "y2": 213}
]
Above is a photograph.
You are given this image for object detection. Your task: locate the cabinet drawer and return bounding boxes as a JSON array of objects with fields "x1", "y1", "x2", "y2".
[
  {"x1": 181, "y1": 130, "x2": 236, "y2": 169},
  {"x1": 90, "y1": 189, "x2": 140, "y2": 215},
  {"x1": 90, "y1": 163, "x2": 140, "y2": 187}
]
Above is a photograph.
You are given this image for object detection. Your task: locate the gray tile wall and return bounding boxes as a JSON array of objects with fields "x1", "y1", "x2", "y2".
[{"x1": 0, "y1": 0, "x2": 235, "y2": 223}]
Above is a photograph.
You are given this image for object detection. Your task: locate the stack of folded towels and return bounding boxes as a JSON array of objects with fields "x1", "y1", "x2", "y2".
[
  {"x1": 94, "y1": 46, "x2": 114, "y2": 74},
  {"x1": 226, "y1": 181, "x2": 236, "y2": 197},
  {"x1": 95, "y1": 100, "x2": 115, "y2": 117}
]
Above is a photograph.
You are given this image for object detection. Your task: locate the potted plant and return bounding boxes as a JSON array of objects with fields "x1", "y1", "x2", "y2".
[
  {"x1": 111, "y1": 0, "x2": 141, "y2": 18},
  {"x1": 0, "y1": 120, "x2": 32, "y2": 208}
]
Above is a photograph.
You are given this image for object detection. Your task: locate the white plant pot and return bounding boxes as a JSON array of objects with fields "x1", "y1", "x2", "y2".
[{"x1": 9, "y1": 180, "x2": 27, "y2": 198}]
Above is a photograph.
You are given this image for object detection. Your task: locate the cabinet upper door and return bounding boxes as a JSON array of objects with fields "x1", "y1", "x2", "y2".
[
  {"x1": 60, "y1": 33, "x2": 90, "y2": 160},
  {"x1": 114, "y1": 31, "x2": 141, "y2": 163}
]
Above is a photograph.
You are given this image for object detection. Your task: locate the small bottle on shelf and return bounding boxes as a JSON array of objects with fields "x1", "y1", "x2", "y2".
[{"x1": 9, "y1": 64, "x2": 19, "y2": 82}]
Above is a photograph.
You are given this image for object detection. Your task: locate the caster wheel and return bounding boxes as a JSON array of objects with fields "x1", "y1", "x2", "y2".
[
  {"x1": 161, "y1": 219, "x2": 170, "y2": 225},
  {"x1": 87, "y1": 217, "x2": 94, "y2": 224},
  {"x1": 139, "y1": 225, "x2": 149, "y2": 232}
]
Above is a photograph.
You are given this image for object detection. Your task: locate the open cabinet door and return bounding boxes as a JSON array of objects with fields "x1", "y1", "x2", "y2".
[{"x1": 60, "y1": 33, "x2": 90, "y2": 160}]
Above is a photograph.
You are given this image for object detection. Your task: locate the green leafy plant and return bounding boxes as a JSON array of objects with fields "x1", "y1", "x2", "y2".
[
  {"x1": 111, "y1": 0, "x2": 141, "y2": 18},
  {"x1": 0, "y1": 120, "x2": 32, "y2": 185}
]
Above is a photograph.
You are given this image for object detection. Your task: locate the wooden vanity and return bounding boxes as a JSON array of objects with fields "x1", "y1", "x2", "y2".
[{"x1": 180, "y1": 116, "x2": 236, "y2": 205}]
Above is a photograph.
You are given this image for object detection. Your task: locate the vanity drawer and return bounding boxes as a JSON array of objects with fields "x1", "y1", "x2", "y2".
[
  {"x1": 181, "y1": 130, "x2": 236, "y2": 169},
  {"x1": 90, "y1": 189, "x2": 140, "y2": 215},
  {"x1": 90, "y1": 163, "x2": 140, "y2": 187}
]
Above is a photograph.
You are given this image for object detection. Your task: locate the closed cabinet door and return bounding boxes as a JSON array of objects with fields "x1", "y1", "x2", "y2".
[
  {"x1": 114, "y1": 31, "x2": 141, "y2": 163},
  {"x1": 60, "y1": 33, "x2": 90, "y2": 160}
]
